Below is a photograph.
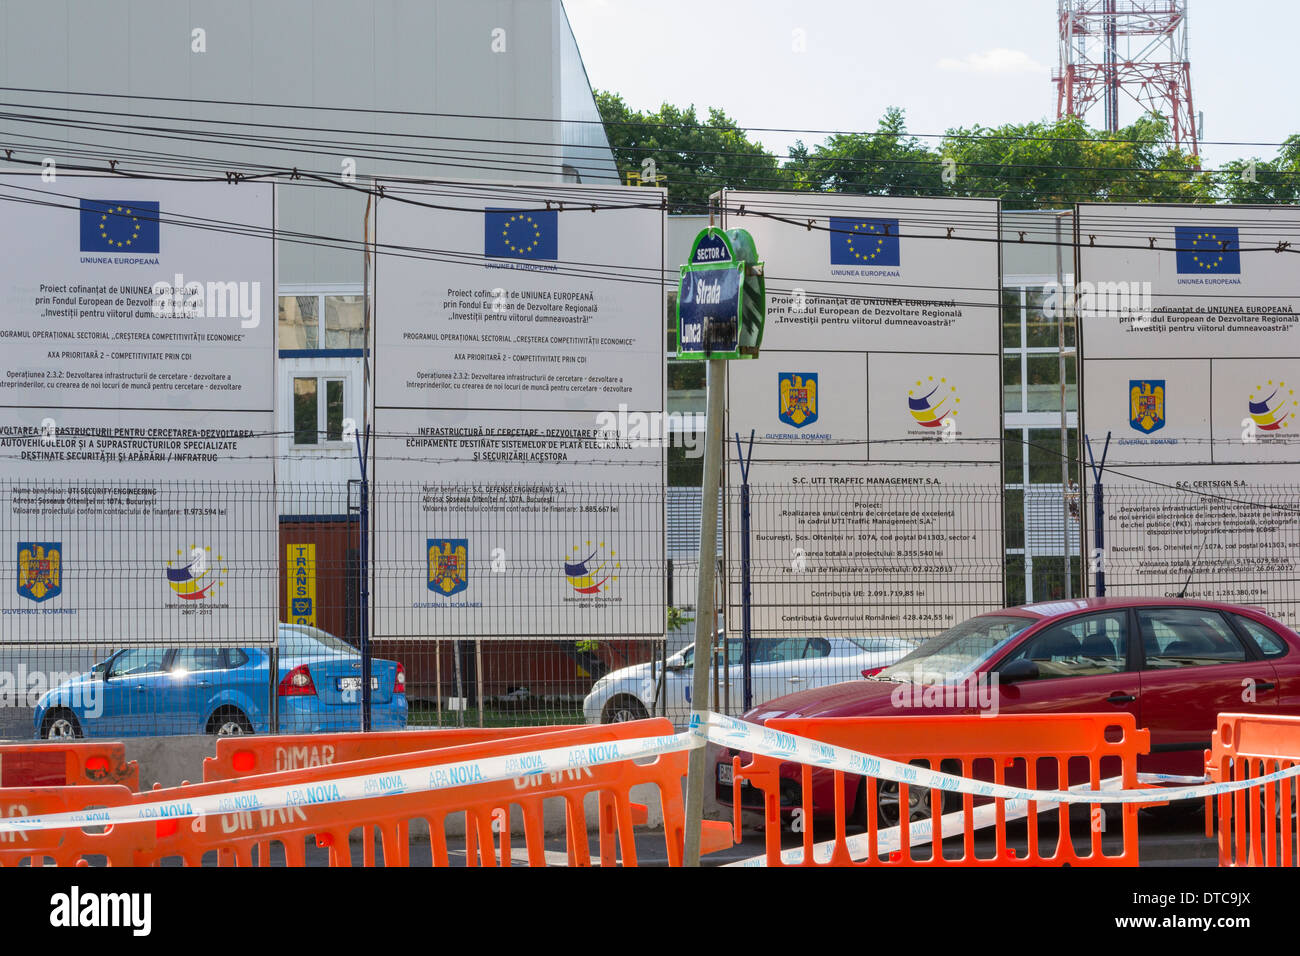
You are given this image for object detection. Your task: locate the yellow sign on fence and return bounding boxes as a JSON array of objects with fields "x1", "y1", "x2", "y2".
[{"x1": 287, "y1": 543, "x2": 317, "y2": 627}]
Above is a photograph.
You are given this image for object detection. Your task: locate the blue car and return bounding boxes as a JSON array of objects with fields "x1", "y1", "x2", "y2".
[{"x1": 33, "y1": 623, "x2": 408, "y2": 738}]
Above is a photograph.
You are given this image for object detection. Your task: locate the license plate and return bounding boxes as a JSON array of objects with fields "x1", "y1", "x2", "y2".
[
  {"x1": 718, "y1": 763, "x2": 733, "y2": 786},
  {"x1": 337, "y1": 677, "x2": 378, "y2": 692}
]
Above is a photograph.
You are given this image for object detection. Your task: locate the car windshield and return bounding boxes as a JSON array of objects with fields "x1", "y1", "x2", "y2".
[
  {"x1": 279, "y1": 624, "x2": 357, "y2": 657},
  {"x1": 876, "y1": 615, "x2": 1032, "y2": 682}
]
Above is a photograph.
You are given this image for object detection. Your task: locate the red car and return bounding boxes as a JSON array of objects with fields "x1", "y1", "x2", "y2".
[{"x1": 717, "y1": 597, "x2": 1300, "y2": 827}]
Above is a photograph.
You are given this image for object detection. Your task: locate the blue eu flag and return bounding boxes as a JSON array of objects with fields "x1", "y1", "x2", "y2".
[
  {"x1": 484, "y1": 208, "x2": 558, "y2": 260},
  {"x1": 79, "y1": 200, "x2": 160, "y2": 253},
  {"x1": 1175, "y1": 225, "x2": 1240, "y2": 274},
  {"x1": 830, "y1": 217, "x2": 899, "y2": 266}
]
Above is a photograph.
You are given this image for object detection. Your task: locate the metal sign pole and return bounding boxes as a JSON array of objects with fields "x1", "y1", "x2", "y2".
[
  {"x1": 1085, "y1": 431, "x2": 1111, "y2": 597},
  {"x1": 684, "y1": 356, "x2": 726, "y2": 867},
  {"x1": 357, "y1": 424, "x2": 372, "y2": 732},
  {"x1": 1056, "y1": 211, "x2": 1073, "y2": 598},
  {"x1": 734, "y1": 429, "x2": 755, "y2": 713}
]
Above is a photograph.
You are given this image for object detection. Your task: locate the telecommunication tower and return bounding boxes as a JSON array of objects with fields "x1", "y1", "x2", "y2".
[{"x1": 1054, "y1": 0, "x2": 1199, "y2": 157}]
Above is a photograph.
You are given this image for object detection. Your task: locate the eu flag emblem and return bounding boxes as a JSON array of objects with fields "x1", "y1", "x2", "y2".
[
  {"x1": 1175, "y1": 226, "x2": 1240, "y2": 274},
  {"x1": 80, "y1": 200, "x2": 160, "y2": 253},
  {"x1": 484, "y1": 208, "x2": 558, "y2": 260},
  {"x1": 830, "y1": 218, "x2": 899, "y2": 266}
]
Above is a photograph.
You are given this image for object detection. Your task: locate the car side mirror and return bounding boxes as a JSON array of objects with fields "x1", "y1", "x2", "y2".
[
  {"x1": 666, "y1": 660, "x2": 687, "y2": 672},
  {"x1": 92, "y1": 662, "x2": 108, "y2": 680},
  {"x1": 999, "y1": 659, "x2": 1039, "y2": 684}
]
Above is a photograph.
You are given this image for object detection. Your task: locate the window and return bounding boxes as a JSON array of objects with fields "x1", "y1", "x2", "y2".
[
  {"x1": 293, "y1": 377, "x2": 347, "y2": 446},
  {"x1": 804, "y1": 638, "x2": 831, "y2": 659},
  {"x1": 665, "y1": 291, "x2": 678, "y2": 354},
  {"x1": 998, "y1": 611, "x2": 1128, "y2": 679},
  {"x1": 325, "y1": 295, "x2": 365, "y2": 349},
  {"x1": 1234, "y1": 615, "x2": 1289, "y2": 658},
  {"x1": 1001, "y1": 289, "x2": 1022, "y2": 348},
  {"x1": 109, "y1": 648, "x2": 167, "y2": 678},
  {"x1": 1003, "y1": 356, "x2": 1022, "y2": 413},
  {"x1": 1138, "y1": 608, "x2": 1248, "y2": 669},
  {"x1": 172, "y1": 647, "x2": 223, "y2": 672},
  {"x1": 278, "y1": 292, "x2": 365, "y2": 352},
  {"x1": 279, "y1": 295, "x2": 319, "y2": 349}
]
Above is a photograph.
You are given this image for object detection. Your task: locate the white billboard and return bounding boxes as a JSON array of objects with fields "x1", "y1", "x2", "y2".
[
  {"x1": 0, "y1": 175, "x2": 276, "y2": 644},
  {"x1": 719, "y1": 193, "x2": 1005, "y2": 637},
  {"x1": 1076, "y1": 203, "x2": 1300, "y2": 625},
  {"x1": 372, "y1": 182, "x2": 665, "y2": 638}
]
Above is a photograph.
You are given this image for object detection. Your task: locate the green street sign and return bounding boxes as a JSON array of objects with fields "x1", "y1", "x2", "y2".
[{"x1": 675, "y1": 227, "x2": 765, "y2": 360}]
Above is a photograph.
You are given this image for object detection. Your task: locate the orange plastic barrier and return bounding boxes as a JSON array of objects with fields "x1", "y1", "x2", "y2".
[
  {"x1": 0, "y1": 741, "x2": 139, "y2": 790},
  {"x1": 1207, "y1": 712, "x2": 1300, "y2": 867},
  {"x1": 0, "y1": 784, "x2": 142, "y2": 866},
  {"x1": 204, "y1": 725, "x2": 582, "y2": 781},
  {"x1": 731, "y1": 713, "x2": 1151, "y2": 866},
  {"x1": 0, "y1": 719, "x2": 731, "y2": 866}
]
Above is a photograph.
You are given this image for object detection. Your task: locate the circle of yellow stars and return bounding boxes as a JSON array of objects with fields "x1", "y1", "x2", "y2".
[
  {"x1": 171, "y1": 544, "x2": 227, "y2": 589},
  {"x1": 1251, "y1": 379, "x2": 1294, "y2": 429},
  {"x1": 845, "y1": 221, "x2": 887, "y2": 261},
  {"x1": 909, "y1": 375, "x2": 960, "y2": 418},
  {"x1": 502, "y1": 214, "x2": 542, "y2": 255},
  {"x1": 1190, "y1": 231, "x2": 1227, "y2": 270},
  {"x1": 99, "y1": 205, "x2": 141, "y2": 248}
]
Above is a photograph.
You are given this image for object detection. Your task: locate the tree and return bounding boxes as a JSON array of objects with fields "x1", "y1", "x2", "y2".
[
  {"x1": 786, "y1": 107, "x2": 945, "y2": 196},
  {"x1": 1220, "y1": 134, "x2": 1300, "y2": 204},
  {"x1": 595, "y1": 92, "x2": 791, "y2": 214},
  {"x1": 939, "y1": 114, "x2": 1215, "y2": 206}
]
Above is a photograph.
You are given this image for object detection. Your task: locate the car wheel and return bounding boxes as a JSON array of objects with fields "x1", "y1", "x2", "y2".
[
  {"x1": 41, "y1": 709, "x2": 82, "y2": 740},
  {"x1": 865, "y1": 759, "x2": 968, "y2": 831},
  {"x1": 873, "y1": 779, "x2": 934, "y2": 830},
  {"x1": 601, "y1": 696, "x2": 648, "y2": 724},
  {"x1": 208, "y1": 708, "x2": 254, "y2": 736}
]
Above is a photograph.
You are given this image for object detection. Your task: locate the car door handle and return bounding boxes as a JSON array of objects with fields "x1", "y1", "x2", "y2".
[
  {"x1": 787, "y1": 676, "x2": 805, "y2": 683},
  {"x1": 1106, "y1": 693, "x2": 1136, "y2": 704},
  {"x1": 195, "y1": 679, "x2": 212, "y2": 687},
  {"x1": 1256, "y1": 681, "x2": 1276, "y2": 692}
]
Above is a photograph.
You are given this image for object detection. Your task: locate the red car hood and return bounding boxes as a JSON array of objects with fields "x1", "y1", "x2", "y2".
[{"x1": 740, "y1": 678, "x2": 923, "y2": 722}]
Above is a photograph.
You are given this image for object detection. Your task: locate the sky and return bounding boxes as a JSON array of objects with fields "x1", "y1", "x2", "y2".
[{"x1": 563, "y1": 0, "x2": 1299, "y2": 172}]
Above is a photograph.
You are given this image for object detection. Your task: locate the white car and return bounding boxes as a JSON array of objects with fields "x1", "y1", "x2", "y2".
[{"x1": 582, "y1": 635, "x2": 918, "y2": 725}]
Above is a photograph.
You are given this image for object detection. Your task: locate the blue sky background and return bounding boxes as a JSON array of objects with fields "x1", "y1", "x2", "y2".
[{"x1": 564, "y1": 0, "x2": 1298, "y2": 172}]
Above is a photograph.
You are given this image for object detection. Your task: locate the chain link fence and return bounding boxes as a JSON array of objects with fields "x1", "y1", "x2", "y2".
[{"x1": 1, "y1": 478, "x2": 1296, "y2": 739}]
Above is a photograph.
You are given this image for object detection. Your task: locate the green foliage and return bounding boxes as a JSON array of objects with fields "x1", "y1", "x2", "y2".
[
  {"x1": 941, "y1": 114, "x2": 1215, "y2": 205},
  {"x1": 595, "y1": 91, "x2": 793, "y2": 213},
  {"x1": 1220, "y1": 134, "x2": 1300, "y2": 204},
  {"x1": 786, "y1": 107, "x2": 946, "y2": 196},
  {"x1": 666, "y1": 606, "x2": 694, "y2": 632},
  {"x1": 597, "y1": 94, "x2": 1298, "y2": 207}
]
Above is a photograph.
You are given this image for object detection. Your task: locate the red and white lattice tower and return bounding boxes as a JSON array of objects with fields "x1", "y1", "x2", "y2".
[{"x1": 1054, "y1": 0, "x2": 1199, "y2": 157}]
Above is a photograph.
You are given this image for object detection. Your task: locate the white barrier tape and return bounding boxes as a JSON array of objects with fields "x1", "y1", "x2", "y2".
[
  {"x1": 693, "y1": 710, "x2": 1300, "y2": 806},
  {"x1": 1138, "y1": 772, "x2": 1210, "y2": 785},
  {"x1": 726, "y1": 776, "x2": 1125, "y2": 867},
  {"x1": 0, "y1": 730, "x2": 701, "y2": 835}
]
